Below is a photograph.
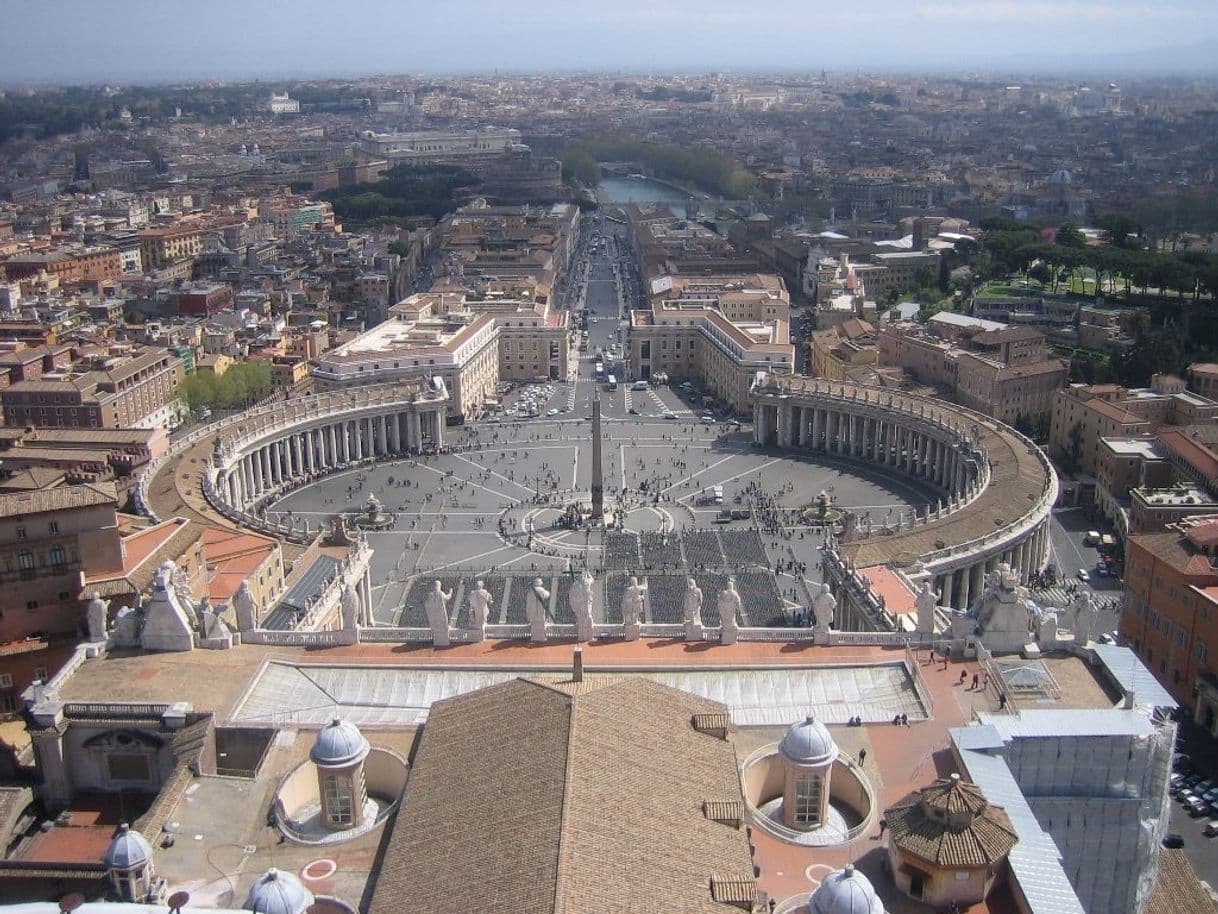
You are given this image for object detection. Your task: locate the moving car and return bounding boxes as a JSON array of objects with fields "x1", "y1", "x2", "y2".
[{"x1": 1076, "y1": 568, "x2": 1090, "y2": 583}]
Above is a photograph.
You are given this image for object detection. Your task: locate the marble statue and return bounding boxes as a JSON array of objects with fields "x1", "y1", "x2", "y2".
[
  {"x1": 170, "y1": 565, "x2": 200, "y2": 628},
  {"x1": 1071, "y1": 590, "x2": 1096, "y2": 645},
  {"x1": 916, "y1": 581, "x2": 938, "y2": 634},
  {"x1": 718, "y1": 576, "x2": 742, "y2": 645},
  {"x1": 526, "y1": 577, "x2": 550, "y2": 643},
  {"x1": 683, "y1": 576, "x2": 704, "y2": 642},
  {"x1": 467, "y1": 579, "x2": 492, "y2": 641},
  {"x1": 621, "y1": 575, "x2": 647, "y2": 641},
  {"x1": 813, "y1": 582, "x2": 837, "y2": 635},
  {"x1": 341, "y1": 583, "x2": 360, "y2": 632},
  {"x1": 951, "y1": 562, "x2": 1036, "y2": 653},
  {"x1": 424, "y1": 580, "x2": 453, "y2": 647},
  {"x1": 232, "y1": 582, "x2": 258, "y2": 633},
  {"x1": 1038, "y1": 610, "x2": 1059, "y2": 644},
  {"x1": 198, "y1": 599, "x2": 234, "y2": 650},
  {"x1": 86, "y1": 592, "x2": 109, "y2": 643},
  {"x1": 570, "y1": 570, "x2": 594, "y2": 643}
]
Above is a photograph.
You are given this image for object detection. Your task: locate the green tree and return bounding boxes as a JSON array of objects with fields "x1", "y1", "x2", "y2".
[
  {"x1": 1056, "y1": 222, "x2": 1087, "y2": 248},
  {"x1": 559, "y1": 148, "x2": 602, "y2": 187}
]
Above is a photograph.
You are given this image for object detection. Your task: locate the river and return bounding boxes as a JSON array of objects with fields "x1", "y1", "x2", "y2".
[{"x1": 596, "y1": 175, "x2": 691, "y2": 205}]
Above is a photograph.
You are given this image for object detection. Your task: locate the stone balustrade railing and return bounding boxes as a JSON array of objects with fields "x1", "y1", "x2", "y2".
[{"x1": 136, "y1": 381, "x2": 443, "y2": 526}]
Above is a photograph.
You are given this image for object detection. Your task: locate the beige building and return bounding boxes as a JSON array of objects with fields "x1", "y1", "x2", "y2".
[
  {"x1": 879, "y1": 317, "x2": 1067, "y2": 427},
  {"x1": 312, "y1": 292, "x2": 498, "y2": 419},
  {"x1": 1048, "y1": 377, "x2": 1218, "y2": 476},
  {"x1": 137, "y1": 226, "x2": 203, "y2": 270},
  {"x1": 810, "y1": 319, "x2": 879, "y2": 381},
  {"x1": 628, "y1": 274, "x2": 794, "y2": 414}
]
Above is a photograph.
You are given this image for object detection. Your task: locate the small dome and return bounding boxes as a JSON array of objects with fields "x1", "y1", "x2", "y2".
[
  {"x1": 808, "y1": 865, "x2": 884, "y2": 914},
  {"x1": 310, "y1": 718, "x2": 370, "y2": 768},
  {"x1": 245, "y1": 867, "x2": 314, "y2": 914},
  {"x1": 103, "y1": 823, "x2": 153, "y2": 870},
  {"x1": 780, "y1": 715, "x2": 838, "y2": 766},
  {"x1": 1050, "y1": 168, "x2": 1072, "y2": 185}
]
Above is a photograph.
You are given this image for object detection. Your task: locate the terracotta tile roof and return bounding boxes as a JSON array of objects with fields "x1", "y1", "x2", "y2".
[
  {"x1": 884, "y1": 775, "x2": 1018, "y2": 868},
  {"x1": 1144, "y1": 848, "x2": 1218, "y2": 914},
  {"x1": 0, "y1": 481, "x2": 117, "y2": 518},
  {"x1": 368, "y1": 677, "x2": 756, "y2": 914}
]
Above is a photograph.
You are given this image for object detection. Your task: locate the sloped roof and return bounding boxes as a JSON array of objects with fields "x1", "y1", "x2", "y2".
[
  {"x1": 885, "y1": 775, "x2": 1018, "y2": 867},
  {"x1": 367, "y1": 677, "x2": 755, "y2": 914}
]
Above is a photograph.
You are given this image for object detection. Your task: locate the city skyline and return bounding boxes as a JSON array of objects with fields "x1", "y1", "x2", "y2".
[{"x1": 1, "y1": 0, "x2": 1217, "y2": 84}]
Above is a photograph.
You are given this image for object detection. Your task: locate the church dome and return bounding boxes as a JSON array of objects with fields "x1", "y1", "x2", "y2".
[
  {"x1": 245, "y1": 867, "x2": 314, "y2": 914},
  {"x1": 103, "y1": 823, "x2": 153, "y2": 870},
  {"x1": 779, "y1": 715, "x2": 838, "y2": 766},
  {"x1": 808, "y1": 865, "x2": 885, "y2": 914},
  {"x1": 310, "y1": 718, "x2": 370, "y2": 768}
]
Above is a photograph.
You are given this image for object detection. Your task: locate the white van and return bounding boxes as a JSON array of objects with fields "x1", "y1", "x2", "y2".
[
  {"x1": 1084, "y1": 531, "x2": 1101, "y2": 546},
  {"x1": 632, "y1": 380, "x2": 649, "y2": 391}
]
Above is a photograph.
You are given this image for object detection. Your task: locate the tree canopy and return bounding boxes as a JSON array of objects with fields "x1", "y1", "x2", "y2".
[{"x1": 178, "y1": 361, "x2": 273, "y2": 412}]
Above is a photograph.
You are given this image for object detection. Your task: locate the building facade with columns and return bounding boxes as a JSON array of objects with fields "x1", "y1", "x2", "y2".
[
  {"x1": 206, "y1": 381, "x2": 449, "y2": 520},
  {"x1": 752, "y1": 375, "x2": 1056, "y2": 620}
]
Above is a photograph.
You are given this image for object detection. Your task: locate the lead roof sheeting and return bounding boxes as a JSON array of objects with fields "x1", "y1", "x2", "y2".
[
  {"x1": 956, "y1": 748, "x2": 1088, "y2": 914},
  {"x1": 976, "y1": 708, "x2": 1159, "y2": 740},
  {"x1": 229, "y1": 663, "x2": 929, "y2": 728},
  {"x1": 1092, "y1": 644, "x2": 1178, "y2": 710},
  {"x1": 279, "y1": 554, "x2": 342, "y2": 612}
]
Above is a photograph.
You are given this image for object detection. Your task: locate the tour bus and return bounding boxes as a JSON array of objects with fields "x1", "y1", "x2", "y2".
[{"x1": 606, "y1": 374, "x2": 618, "y2": 391}]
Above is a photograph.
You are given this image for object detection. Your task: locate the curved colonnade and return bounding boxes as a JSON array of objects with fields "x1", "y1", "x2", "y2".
[
  {"x1": 136, "y1": 380, "x2": 448, "y2": 543},
  {"x1": 751, "y1": 376, "x2": 1057, "y2": 611}
]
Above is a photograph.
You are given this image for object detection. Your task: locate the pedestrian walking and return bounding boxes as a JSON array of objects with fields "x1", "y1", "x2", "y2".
[
  {"x1": 858, "y1": 748, "x2": 867, "y2": 766},
  {"x1": 971, "y1": 673, "x2": 979, "y2": 690}
]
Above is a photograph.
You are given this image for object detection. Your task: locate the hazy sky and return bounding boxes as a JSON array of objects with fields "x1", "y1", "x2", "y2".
[{"x1": 2, "y1": 0, "x2": 1217, "y2": 84}]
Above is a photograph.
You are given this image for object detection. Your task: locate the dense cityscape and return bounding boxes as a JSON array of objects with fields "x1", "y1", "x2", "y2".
[{"x1": 1, "y1": 25, "x2": 1218, "y2": 914}]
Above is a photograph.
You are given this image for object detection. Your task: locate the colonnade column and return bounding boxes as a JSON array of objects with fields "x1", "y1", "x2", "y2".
[
  {"x1": 941, "y1": 571, "x2": 954, "y2": 609},
  {"x1": 433, "y1": 410, "x2": 444, "y2": 449}
]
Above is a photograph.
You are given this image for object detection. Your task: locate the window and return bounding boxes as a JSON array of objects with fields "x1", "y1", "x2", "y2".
[
  {"x1": 0, "y1": 674, "x2": 11, "y2": 688},
  {"x1": 15, "y1": 527, "x2": 25, "y2": 540},
  {"x1": 1196, "y1": 641, "x2": 1208, "y2": 662},
  {"x1": 107, "y1": 753, "x2": 151, "y2": 782},
  {"x1": 794, "y1": 775, "x2": 822, "y2": 827},
  {"x1": 47, "y1": 521, "x2": 59, "y2": 534},
  {"x1": 323, "y1": 774, "x2": 354, "y2": 825},
  {"x1": 49, "y1": 544, "x2": 67, "y2": 572},
  {"x1": 25, "y1": 600, "x2": 38, "y2": 610},
  {"x1": 17, "y1": 551, "x2": 33, "y2": 580}
]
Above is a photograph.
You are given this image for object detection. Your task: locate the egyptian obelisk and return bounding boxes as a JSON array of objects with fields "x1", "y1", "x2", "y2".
[{"x1": 591, "y1": 396, "x2": 604, "y2": 520}]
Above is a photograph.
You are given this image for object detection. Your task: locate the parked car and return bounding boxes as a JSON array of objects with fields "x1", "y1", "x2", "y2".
[
  {"x1": 1162, "y1": 833, "x2": 1185, "y2": 849},
  {"x1": 1204, "y1": 820, "x2": 1218, "y2": 837}
]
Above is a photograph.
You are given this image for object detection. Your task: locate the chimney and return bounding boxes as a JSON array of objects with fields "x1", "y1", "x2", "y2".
[{"x1": 572, "y1": 646, "x2": 584, "y2": 683}]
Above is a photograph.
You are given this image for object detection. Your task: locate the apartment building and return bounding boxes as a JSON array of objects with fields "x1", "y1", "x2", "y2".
[
  {"x1": 810, "y1": 318, "x2": 879, "y2": 381},
  {"x1": 0, "y1": 346, "x2": 186, "y2": 430},
  {"x1": 1121, "y1": 516, "x2": 1218, "y2": 708},
  {"x1": 1049, "y1": 377, "x2": 1218, "y2": 476},
  {"x1": 628, "y1": 274, "x2": 794, "y2": 414},
  {"x1": 137, "y1": 226, "x2": 203, "y2": 270},
  {"x1": 0, "y1": 482, "x2": 123, "y2": 643},
  {"x1": 878, "y1": 315, "x2": 1067, "y2": 426},
  {"x1": 1, "y1": 245, "x2": 122, "y2": 284}
]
